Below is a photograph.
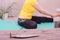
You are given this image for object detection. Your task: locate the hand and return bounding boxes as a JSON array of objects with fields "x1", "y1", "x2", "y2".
[
  {"x1": 56, "y1": 14, "x2": 60, "y2": 16},
  {"x1": 53, "y1": 14, "x2": 60, "y2": 17},
  {"x1": 50, "y1": 14, "x2": 60, "y2": 18}
]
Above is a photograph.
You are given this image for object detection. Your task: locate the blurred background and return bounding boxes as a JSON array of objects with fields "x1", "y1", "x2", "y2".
[{"x1": 0, "y1": 0, "x2": 60, "y2": 21}]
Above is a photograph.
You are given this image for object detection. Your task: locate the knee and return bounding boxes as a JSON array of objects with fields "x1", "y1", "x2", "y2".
[{"x1": 29, "y1": 21, "x2": 37, "y2": 29}]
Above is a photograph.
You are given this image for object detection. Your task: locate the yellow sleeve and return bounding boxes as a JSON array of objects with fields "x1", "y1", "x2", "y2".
[{"x1": 31, "y1": 0, "x2": 38, "y2": 5}]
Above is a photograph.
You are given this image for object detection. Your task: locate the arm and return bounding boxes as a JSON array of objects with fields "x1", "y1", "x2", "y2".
[{"x1": 32, "y1": 4, "x2": 55, "y2": 17}]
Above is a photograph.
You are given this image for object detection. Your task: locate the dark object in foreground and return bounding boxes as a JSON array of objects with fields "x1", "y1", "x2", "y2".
[{"x1": 55, "y1": 22, "x2": 60, "y2": 28}]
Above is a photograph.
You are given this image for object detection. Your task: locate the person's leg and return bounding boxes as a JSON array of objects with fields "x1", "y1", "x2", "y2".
[
  {"x1": 31, "y1": 16, "x2": 53, "y2": 24},
  {"x1": 18, "y1": 18, "x2": 37, "y2": 29}
]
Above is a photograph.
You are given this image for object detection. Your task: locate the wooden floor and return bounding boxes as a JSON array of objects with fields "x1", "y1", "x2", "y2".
[{"x1": 0, "y1": 28, "x2": 60, "y2": 40}]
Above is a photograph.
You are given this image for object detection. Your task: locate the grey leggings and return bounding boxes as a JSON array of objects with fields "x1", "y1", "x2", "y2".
[{"x1": 18, "y1": 16, "x2": 53, "y2": 29}]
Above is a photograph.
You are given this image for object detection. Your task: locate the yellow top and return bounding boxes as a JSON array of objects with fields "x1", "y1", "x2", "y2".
[{"x1": 19, "y1": 0, "x2": 38, "y2": 19}]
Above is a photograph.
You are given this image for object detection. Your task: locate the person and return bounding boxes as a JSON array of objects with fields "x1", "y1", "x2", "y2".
[{"x1": 18, "y1": 0, "x2": 59, "y2": 29}]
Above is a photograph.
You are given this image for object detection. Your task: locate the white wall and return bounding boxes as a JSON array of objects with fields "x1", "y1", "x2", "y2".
[
  {"x1": 0, "y1": 0, "x2": 60, "y2": 17},
  {"x1": 33, "y1": 0, "x2": 60, "y2": 17}
]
